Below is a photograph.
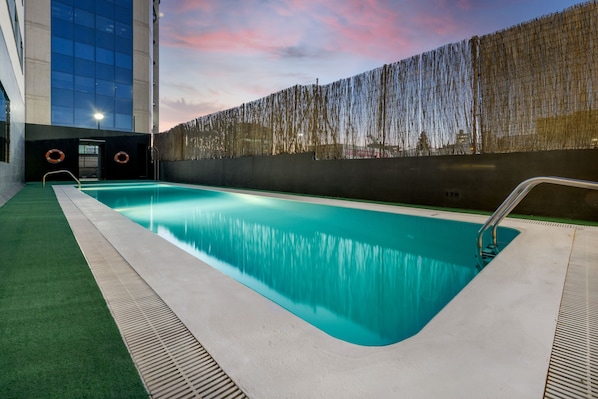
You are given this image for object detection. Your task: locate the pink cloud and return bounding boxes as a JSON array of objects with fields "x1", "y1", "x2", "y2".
[
  {"x1": 163, "y1": 28, "x2": 268, "y2": 53},
  {"x1": 305, "y1": 0, "x2": 419, "y2": 61},
  {"x1": 413, "y1": 13, "x2": 461, "y2": 37},
  {"x1": 160, "y1": 0, "x2": 215, "y2": 15}
]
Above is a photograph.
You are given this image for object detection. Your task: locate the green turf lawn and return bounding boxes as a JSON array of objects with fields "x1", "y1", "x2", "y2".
[{"x1": 0, "y1": 184, "x2": 147, "y2": 398}]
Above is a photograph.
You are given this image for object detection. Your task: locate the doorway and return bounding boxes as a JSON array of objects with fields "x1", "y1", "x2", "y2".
[{"x1": 79, "y1": 140, "x2": 105, "y2": 180}]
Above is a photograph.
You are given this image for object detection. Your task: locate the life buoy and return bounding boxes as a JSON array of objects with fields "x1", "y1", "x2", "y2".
[
  {"x1": 114, "y1": 151, "x2": 130, "y2": 164},
  {"x1": 45, "y1": 149, "x2": 65, "y2": 164}
]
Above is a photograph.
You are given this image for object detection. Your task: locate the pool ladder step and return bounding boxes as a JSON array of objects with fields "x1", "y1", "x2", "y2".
[{"x1": 478, "y1": 244, "x2": 499, "y2": 269}]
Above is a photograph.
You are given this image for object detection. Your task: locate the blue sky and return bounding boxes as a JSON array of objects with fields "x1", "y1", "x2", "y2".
[{"x1": 158, "y1": 0, "x2": 586, "y2": 131}]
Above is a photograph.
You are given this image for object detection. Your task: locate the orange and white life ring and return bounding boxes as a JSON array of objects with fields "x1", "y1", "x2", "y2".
[
  {"x1": 114, "y1": 151, "x2": 130, "y2": 164},
  {"x1": 45, "y1": 149, "x2": 65, "y2": 164}
]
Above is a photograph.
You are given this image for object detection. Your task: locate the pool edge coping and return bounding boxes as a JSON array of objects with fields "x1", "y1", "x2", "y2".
[{"x1": 56, "y1": 184, "x2": 589, "y2": 399}]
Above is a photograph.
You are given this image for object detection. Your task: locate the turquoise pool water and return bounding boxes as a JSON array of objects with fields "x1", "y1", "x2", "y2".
[{"x1": 81, "y1": 182, "x2": 519, "y2": 346}]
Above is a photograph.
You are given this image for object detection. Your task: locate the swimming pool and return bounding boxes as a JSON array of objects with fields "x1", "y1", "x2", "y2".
[{"x1": 81, "y1": 182, "x2": 519, "y2": 346}]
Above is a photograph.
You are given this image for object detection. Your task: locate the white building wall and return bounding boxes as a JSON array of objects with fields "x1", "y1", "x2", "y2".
[
  {"x1": 133, "y1": 0, "x2": 153, "y2": 133},
  {"x1": 0, "y1": 0, "x2": 26, "y2": 202},
  {"x1": 24, "y1": 1, "x2": 51, "y2": 125}
]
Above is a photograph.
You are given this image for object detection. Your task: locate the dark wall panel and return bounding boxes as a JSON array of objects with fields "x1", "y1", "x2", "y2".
[
  {"x1": 161, "y1": 150, "x2": 598, "y2": 221},
  {"x1": 26, "y1": 139, "x2": 79, "y2": 182},
  {"x1": 25, "y1": 124, "x2": 151, "y2": 182}
]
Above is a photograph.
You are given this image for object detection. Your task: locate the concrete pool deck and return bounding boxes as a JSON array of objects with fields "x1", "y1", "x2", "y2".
[{"x1": 55, "y1": 184, "x2": 596, "y2": 398}]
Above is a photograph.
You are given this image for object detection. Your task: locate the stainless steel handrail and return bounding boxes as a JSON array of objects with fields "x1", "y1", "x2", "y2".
[
  {"x1": 477, "y1": 176, "x2": 598, "y2": 260},
  {"x1": 42, "y1": 170, "x2": 82, "y2": 189},
  {"x1": 150, "y1": 146, "x2": 160, "y2": 181}
]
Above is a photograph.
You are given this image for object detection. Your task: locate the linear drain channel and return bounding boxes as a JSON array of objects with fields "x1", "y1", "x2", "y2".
[
  {"x1": 57, "y1": 190, "x2": 248, "y2": 399},
  {"x1": 544, "y1": 229, "x2": 597, "y2": 399}
]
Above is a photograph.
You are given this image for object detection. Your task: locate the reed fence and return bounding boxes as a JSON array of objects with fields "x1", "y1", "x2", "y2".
[{"x1": 156, "y1": 2, "x2": 598, "y2": 161}]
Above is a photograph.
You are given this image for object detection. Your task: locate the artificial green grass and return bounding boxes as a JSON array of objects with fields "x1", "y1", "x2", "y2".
[{"x1": 0, "y1": 183, "x2": 147, "y2": 399}]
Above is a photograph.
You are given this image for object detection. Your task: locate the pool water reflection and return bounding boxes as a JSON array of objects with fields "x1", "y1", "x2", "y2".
[{"x1": 82, "y1": 183, "x2": 519, "y2": 345}]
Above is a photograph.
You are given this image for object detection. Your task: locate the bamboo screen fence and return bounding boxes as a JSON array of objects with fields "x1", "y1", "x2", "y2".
[{"x1": 155, "y1": 2, "x2": 598, "y2": 161}]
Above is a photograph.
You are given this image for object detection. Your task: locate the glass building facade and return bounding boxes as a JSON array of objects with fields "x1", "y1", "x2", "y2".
[
  {"x1": 0, "y1": 84, "x2": 9, "y2": 162},
  {"x1": 51, "y1": 0, "x2": 133, "y2": 131}
]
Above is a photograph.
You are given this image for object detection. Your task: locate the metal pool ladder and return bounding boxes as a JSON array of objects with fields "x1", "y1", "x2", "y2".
[
  {"x1": 43, "y1": 170, "x2": 82, "y2": 189},
  {"x1": 477, "y1": 176, "x2": 598, "y2": 268}
]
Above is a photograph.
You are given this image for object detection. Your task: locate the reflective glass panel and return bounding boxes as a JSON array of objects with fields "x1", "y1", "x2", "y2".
[
  {"x1": 115, "y1": 113, "x2": 132, "y2": 130},
  {"x1": 52, "y1": 88, "x2": 74, "y2": 108},
  {"x1": 52, "y1": 71, "x2": 74, "y2": 90},
  {"x1": 52, "y1": 2, "x2": 73, "y2": 21},
  {"x1": 96, "y1": 47, "x2": 114, "y2": 65},
  {"x1": 74, "y1": 8, "x2": 94, "y2": 27},
  {"x1": 115, "y1": 83, "x2": 132, "y2": 99},
  {"x1": 74, "y1": 91, "x2": 95, "y2": 108},
  {"x1": 52, "y1": 53, "x2": 74, "y2": 73},
  {"x1": 96, "y1": 63, "x2": 115, "y2": 81},
  {"x1": 52, "y1": 105, "x2": 74, "y2": 125},
  {"x1": 74, "y1": 25, "x2": 95, "y2": 44},
  {"x1": 75, "y1": 42, "x2": 94, "y2": 60},
  {"x1": 74, "y1": 75, "x2": 95, "y2": 92},
  {"x1": 74, "y1": 58, "x2": 95, "y2": 77}
]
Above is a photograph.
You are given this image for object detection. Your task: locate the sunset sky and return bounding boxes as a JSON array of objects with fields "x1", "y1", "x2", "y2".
[{"x1": 158, "y1": 0, "x2": 585, "y2": 132}]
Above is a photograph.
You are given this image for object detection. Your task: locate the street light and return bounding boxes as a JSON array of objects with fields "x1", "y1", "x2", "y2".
[{"x1": 94, "y1": 112, "x2": 104, "y2": 130}]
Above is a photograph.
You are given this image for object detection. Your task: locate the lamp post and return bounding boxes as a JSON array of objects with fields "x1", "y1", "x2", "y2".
[{"x1": 94, "y1": 113, "x2": 104, "y2": 130}]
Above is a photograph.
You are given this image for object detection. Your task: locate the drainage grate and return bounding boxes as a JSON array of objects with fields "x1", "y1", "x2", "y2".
[
  {"x1": 56, "y1": 189, "x2": 248, "y2": 399},
  {"x1": 544, "y1": 229, "x2": 598, "y2": 399}
]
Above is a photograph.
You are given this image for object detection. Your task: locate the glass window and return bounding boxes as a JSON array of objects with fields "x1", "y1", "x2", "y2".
[
  {"x1": 51, "y1": 19, "x2": 74, "y2": 38},
  {"x1": 95, "y1": 95, "x2": 115, "y2": 112},
  {"x1": 95, "y1": 1, "x2": 114, "y2": 18},
  {"x1": 52, "y1": 36, "x2": 73, "y2": 56},
  {"x1": 115, "y1": 83, "x2": 132, "y2": 99},
  {"x1": 115, "y1": 113, "x2": 132, "y2": 130},
  {"x1": 115, "y1": 22, "x2": 132, "y2": 39},
  {"x1": 115, "y1": 52, "x2": 132, "y2": 69},
  {"x1": 114, "y1": 6, "x2": 132, "y2": 23},
  {"x1": 96, "y1": 111, "x2": 114, "y2": 129},
  {"x1": 75, "y1": 75, "x2": 95, "y2": 92},
  {"x1": 96, "y1": 16, "x2": 114, "y2": 33},
  {"x1": 115, "y1": 67, "x2": 132, "y2": 84},
  {"x1": 52, "y1": 53, "x2": 74, "y2": 73},
  {"x1": 74, "y1": 8, "x2": 94, "y2": 27},
  {"x1": 96, "y1": 80, "x2": 115, "y2": 97},
  {"x1": 51, "y1": 0, "x2": 134, "y2": 131},
  {"x1": 74, "y1": 25, "x2": 95, "y2": 44},
  {"x1": 74, "y1": 108, "x2": 97, "y2": 128},
  {"x1": 52, "y1": 71, "x2": 74, "y2": 90},
  {"x1": 0, "y1": 89, "x2": 5, "y2": 124},
  {"x1": 74, "y1": 91, "x2": 95, "y2": 108},
  {"x1": 51, "y1": 2, "x2": 73, "y2": 21},
  {"x1": 52, "y1": 88, "x2": 74, "y2": 108},
  {"x1": 0, "y1": 84, "x2": 9, "y2": 163},
  {"x1": 115, "y1": 38, "x2": 132, "y2": 54},
  {"x1": 114, "y1": 0, "x2": 132, "y2": 9},
  {"x1": 76, "y1": 0, "x2": 95, "y2": 12},
  {"x1": 74, "y1": 58, "x2": 95, "y2": 77},
  {"x1": 96, "y1": 48, "x2": 114, "y2": 65},
  {"x1": 115, "y1": 97, "x2": 132, "y2": 112},
  {"x1": 96, "y1": 32, "x2": 115, "y2": 49},
  {"x1": 52, "y1": 105, "x2": 74, "y2": 125},
  {"x1": 79, "y1": 144, "x2": 99, "y2": 155},
  {"x1": 74, "y1": 42, "x2": 94, "y2": 60},
  {"x1": 96, "y1": 63, "x2": 115, "y2": 81}
]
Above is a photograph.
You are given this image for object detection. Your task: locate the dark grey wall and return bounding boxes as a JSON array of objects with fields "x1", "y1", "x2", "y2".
[
  {"x1": 161, "y1": 149, "x2": 598, "y2": 221},
  {"x1": 25, "y1": 124, "x2": 151, "y2": 182}
]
